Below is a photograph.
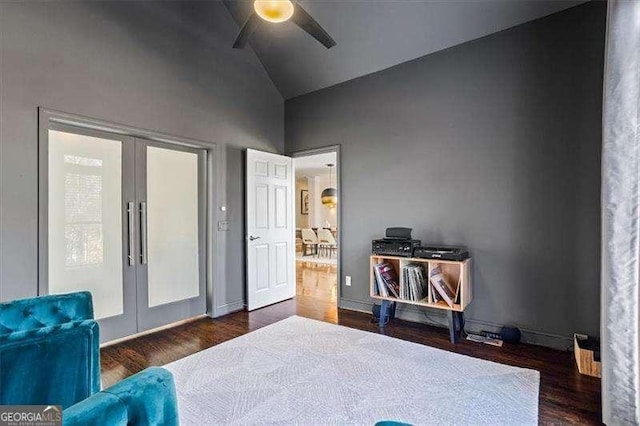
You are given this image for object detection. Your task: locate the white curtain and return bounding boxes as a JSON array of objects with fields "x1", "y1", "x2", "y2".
[{"x1": 602, "y1": 1, "x2": 640, "y2": 424}]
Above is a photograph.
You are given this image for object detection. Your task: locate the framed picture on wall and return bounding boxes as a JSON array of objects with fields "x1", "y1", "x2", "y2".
[{"x1": 301, "y1": 189, "x2": 309, "y2": 215}]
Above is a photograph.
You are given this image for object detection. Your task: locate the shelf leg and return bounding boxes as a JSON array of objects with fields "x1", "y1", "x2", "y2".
[
  {"x1": 447, "y1": 311, "x2": 463, "y2": 344},
  {"x1": 379, "y1": 300, "x2": 390, "y2": 328}
]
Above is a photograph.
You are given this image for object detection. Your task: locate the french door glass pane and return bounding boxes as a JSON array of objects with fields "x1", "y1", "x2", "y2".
[
  {"x1": 146, "y1": 146, "x2": 199, "y2": 307},
  {"x1": 48, "y1": 130, "x2": 123, "y2": 319}
]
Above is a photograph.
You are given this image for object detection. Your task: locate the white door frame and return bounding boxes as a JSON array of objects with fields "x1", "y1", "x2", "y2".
[{"x1": 290, "y1": 145, "x2": 342, "y2": 305}]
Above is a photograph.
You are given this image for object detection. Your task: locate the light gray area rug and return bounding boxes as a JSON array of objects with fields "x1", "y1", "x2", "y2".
[{"x1": 164, "y1": 316, "x2": 539, "y2": 425}]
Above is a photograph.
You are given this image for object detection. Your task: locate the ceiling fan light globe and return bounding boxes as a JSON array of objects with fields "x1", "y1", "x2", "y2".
[{"x1": 254, "y1": 0, "x2": 295, "y2": 23}]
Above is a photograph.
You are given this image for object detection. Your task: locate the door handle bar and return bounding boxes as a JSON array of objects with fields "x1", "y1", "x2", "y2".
[
  {"x1": 249, "y1": 235, "x2": 261, "y2": 241},
  {"x1": 140, "y1": 202, "x2": 148, "y2": 265},
  {"x1": 127, "y1": 202, "x2": 135, "y2": 266}
]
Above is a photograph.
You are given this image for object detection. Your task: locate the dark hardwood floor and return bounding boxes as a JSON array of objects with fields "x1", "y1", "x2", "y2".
[{"x1": 101, "y1": 263, "x2": 601, "y2": 424}]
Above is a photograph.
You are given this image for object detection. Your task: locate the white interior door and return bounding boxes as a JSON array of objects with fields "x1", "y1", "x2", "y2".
[{"x1": 246, "y1": 149, "x2": 295, "y2": 310}]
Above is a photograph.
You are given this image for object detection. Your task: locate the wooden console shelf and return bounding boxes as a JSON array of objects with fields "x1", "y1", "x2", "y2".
[{"x1": 370, "y1": 255, "x2": 473, "y2": 343}]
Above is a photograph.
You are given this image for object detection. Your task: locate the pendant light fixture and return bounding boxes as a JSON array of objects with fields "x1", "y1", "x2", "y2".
[
  {"x1": 253, "y1": 0, "x2": 295, "y2": 23},
  {"x1": 321, "y1": 163, "x2": 337, "y2": 209}
]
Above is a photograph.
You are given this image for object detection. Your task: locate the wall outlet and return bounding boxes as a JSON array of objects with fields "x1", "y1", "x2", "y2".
[
  {"x1": 218, "y1": 220, "x2": 229, "y2": 231},
  {"x1": 345, "y1": 276, "x2": 352, "y2": 286}
]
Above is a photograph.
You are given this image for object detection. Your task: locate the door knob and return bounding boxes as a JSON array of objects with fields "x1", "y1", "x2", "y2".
[{"x1": 249, "y1": 236, "x2": 261, "y2": 241}]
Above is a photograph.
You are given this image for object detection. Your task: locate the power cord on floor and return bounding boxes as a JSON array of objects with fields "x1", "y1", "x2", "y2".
[
  {"x1": 422, "y1": 310, "x2": 469, "y2": 340},
  {"x1": 421, "y1": 310, "x2": 449, "y2": 328},
  {"x1": 459, "y1": 314, "x2": 468, "y2": 339}
]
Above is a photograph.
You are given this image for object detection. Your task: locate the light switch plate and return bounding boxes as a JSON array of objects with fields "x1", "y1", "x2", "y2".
[
  {"x1": 345, "y1": 276, "x2": 352, "y2": 286},
  {"x1": 218, "y1": 220, "x2": 229, "y2": 231}
]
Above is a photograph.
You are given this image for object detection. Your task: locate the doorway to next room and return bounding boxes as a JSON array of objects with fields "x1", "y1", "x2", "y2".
[{"x1": 293, "y1": 151, "x2": 339, "y2": 319}]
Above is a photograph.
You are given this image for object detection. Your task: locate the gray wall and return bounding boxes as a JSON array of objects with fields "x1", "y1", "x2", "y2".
[
  {"x1": 286, "y1": 2, "x2": 605, "y2": 346},
  {"x1": 0, "y1": 1, "x2": 284, "y2": 315}
]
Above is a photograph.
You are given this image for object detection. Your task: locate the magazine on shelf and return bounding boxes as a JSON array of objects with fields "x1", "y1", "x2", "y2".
[
  {"x1": 373, "y1": 262, "x2": 400, "y2": 298},
  {"x1": 400, "y1": 263, "x2": 428, "y2": 302},
  {"x1": 429, "y1": 264, "x2": 458, "y2": 307},
  {"x1": 373, "y1": 264, "x2": 388, "y2": 297},
  {"x1": 431, "y1": 282, "x2": 442, "y2": 303}
]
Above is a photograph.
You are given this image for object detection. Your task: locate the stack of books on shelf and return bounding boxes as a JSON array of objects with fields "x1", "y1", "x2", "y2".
[
  {"x1": 373, "y1": 262, "x2": 400, "y2": 298},
  {"x1": 373, "y1": 262, "x2": 462, "y2": 309},
  {"x1": 400, "y1": 263, "x2": 428, "y2": 301},
  {"x1": 429, "y1": 264, "x2": 460, "y2": 308}
]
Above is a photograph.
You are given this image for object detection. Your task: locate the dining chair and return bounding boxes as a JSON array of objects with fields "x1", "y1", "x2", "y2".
[
  {"x1": 317, "y1": 228, "x2": 337, "y2": 258},
  {"x1": 301, "y1": 228, "x2": 318, "y2": 257}
]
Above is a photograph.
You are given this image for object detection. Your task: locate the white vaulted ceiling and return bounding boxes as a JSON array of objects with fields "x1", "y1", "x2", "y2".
[
  {"x1": 294, "y1": 152, "x2": 337, "y2": 178},
  {"x1": 224, "y1": 0, "x2": 585, "y2": 99}
]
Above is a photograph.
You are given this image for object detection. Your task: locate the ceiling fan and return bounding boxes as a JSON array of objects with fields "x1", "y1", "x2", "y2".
[{"x1": 232, "y1": 0, "x2": 336, "y2": 49}]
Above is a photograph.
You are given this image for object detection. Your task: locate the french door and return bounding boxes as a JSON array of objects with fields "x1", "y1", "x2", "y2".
[{"x1": 44, "y1": 123, "x2": 206, "y2": 342}]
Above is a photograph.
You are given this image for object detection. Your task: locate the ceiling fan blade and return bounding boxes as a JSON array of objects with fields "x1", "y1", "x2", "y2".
[
  {"x1": 233, "y1": 11, "x2": 261, "y2": 49},
  {"x1": 291, "y1": 2, "x2": 336, "y2": 49}
]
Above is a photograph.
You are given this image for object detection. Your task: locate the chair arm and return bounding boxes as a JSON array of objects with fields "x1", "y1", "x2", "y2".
[
  {"x1": 62, "y1": 391, "x2": 127, "y2": 426},
  {"x1": 64, "y1": 367, "x2": 178, "y2": 426},
  {"x1": 0, "y1": 320, "x2": 100, "y2": 408}
]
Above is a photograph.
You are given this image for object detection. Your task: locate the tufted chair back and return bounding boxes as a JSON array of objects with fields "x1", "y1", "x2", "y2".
[
  {"x1": 0, "y1": 291, "x2": 100, "y2": 408},
  {"x1": 0, "y1": 291, "x2": 94, "y2": 335}
]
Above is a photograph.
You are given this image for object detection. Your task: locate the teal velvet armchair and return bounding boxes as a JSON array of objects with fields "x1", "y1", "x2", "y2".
[
  {"x1": 0, "y1": 291, "x2": 100, "y2": 408},
  {"x1": 0, "y1": 292, "x2": 179, "y2": 425}
]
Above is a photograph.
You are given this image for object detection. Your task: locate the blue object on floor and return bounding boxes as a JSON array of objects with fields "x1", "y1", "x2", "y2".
[{"x1": 0, "y1": 291, "x2": 100, "y2": 408}]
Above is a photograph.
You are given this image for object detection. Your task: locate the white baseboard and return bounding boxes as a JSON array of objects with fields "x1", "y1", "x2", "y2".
[{"x1": 339, "y1": 297, "x2": 573, "y2": 350}]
